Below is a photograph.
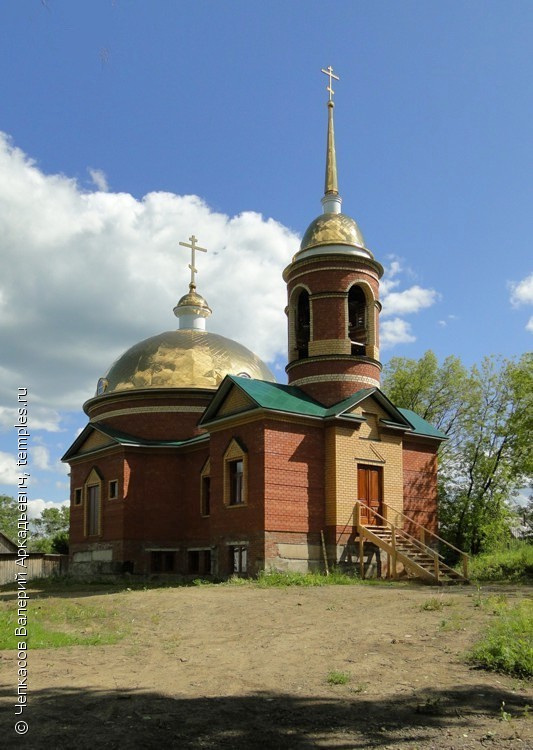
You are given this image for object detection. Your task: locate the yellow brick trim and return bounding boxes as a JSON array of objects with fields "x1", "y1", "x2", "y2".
[
  {"x1": 79, "y1": 430, "x2": 114, "y2": 453},
  {"x1": 217, "y1": 386, "x2": 253, "y2": 417},
  {"x1": 290, "y1": 374, "x2": 380, "y2": 388},
  {"x1": 308, "y1": 339, "x2": 351, "y2": 356},
  {"x1": 311, "y1": 292, "x2": 346, "y2": 300}
]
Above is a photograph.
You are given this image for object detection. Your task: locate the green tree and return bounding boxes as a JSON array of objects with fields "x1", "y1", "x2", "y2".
[
  {"x1": 383, "y1": 351, "x2": 533, "y2": 554},
  {"x1": 0, "y1": 495, "x2": 19, "y2": 543},
  {"x1": 383, "y1": 350, "x2": 470, "y2": 439},
  {"x1": 32, "y1": 506, "x2": 70, "y2": 554}
]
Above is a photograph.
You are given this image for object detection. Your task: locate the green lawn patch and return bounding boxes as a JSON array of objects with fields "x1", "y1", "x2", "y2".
[
  {"x1": 468, "y1": 598, "x2": 533, "y2": 678},
  {"x1": 469, "y1": 543, "x2": 533, "y2": 583},
  {"x1": 0, "y1": 599, "x2": 126, "y2": 650}
]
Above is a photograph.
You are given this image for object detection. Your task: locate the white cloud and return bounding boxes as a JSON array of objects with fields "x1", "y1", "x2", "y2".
[
  {"x1": 510, "y1": 273, "x2": 533, "y2": 333},
  {"x1": 381, "y1": 285, "x2": 439, "y2": 317},
  {"x1": 32, "y1": 445, "x2": 51, "y2": 471},
  {"x1": 510, "y1": 273, "x2": 533, "y2": 306},
  {"x1": 0, "y1": 406, "x2": 62, "y2": 433},
  {"x1": 379, "y1": 258, "x2": 439, "y2": 341},
  {"x1": 0, "y1": 133, "x2": 297, "y2": 415},
  {"x1": 380, "y1": 318, "x2": 416, "y2": 349},
  {"x1": 380, "y1": 258, "x2": 402, "y2": 296},
  {"x1": 27, "y1": 498, "x2": 69, "y2": 520},
  {"x1": 437, "y1": 314, "x2": 458, "y2": 329},
  {"x1": 88, "y1": 168, "x2": 109, "y2": 192},
  {"x1": 0, "y1": 451, "x2": 19, "y2": 484}
]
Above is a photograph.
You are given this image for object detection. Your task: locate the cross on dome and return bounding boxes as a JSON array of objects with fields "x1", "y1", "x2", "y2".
[
  {"x1": 179, "y1": 234, "x2": 207, "y2": 290},
  {"x1": 321, "y1": 65, "x2": 339, "y2": 102}
]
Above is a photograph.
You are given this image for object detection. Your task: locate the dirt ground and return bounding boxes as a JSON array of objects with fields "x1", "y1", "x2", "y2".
[{"x1": 1, "y1": 581, "x2": 532, "y2": 750}]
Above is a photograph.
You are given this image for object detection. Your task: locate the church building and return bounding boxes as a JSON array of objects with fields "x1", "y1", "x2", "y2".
[{"x1": 63, "y1": 70, "x2": 465, "y2": 583}]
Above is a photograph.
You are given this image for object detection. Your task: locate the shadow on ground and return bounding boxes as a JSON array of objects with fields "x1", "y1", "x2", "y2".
[{"x1": 1, "y1": 684, "x2": 530, "y2": 749}]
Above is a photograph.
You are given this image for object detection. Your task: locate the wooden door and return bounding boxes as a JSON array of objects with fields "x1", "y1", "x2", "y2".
[{"x1": 357, "y1": 465, "x2": 383, "y2": 525}]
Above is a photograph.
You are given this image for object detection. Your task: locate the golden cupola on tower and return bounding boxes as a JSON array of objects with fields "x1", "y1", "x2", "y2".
[{"x1": 94, "y1": 235, "x2": 275, "y2": 396}]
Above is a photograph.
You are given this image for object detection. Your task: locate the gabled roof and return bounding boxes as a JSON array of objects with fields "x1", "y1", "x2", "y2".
[
  {"x1": 0, "y1": 531, "x2": 17, "y2": 552},
  {"x1": 323, "y1": 387, "x2": 412, "y2": 427},
  {"x1": 63, "y1": 377, "x2": 446, "y2": 462},
  {"x1": 200, "y1": 375, "x2": 327, "y2": 425},
  {"x1": 61, "y1": 422, "x2": 209, "y2": 462},
  {"x1": 200, "y1": 376, "x2": 447, "y2": 440}
]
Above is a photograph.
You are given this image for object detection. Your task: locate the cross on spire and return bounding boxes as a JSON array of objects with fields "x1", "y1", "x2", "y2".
[
  {"x1": 321, "y1": 65, "x2": 340, "y2": 102},
  {"x1": 179, "y1": 234, "x2": 207, "y2": 290}
]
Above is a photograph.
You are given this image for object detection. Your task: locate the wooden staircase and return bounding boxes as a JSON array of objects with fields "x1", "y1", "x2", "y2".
[{"x1": 354, "y1": 501, "x2": 469, "y2": 586}]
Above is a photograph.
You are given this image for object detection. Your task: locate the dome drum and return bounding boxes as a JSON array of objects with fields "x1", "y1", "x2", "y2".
[{"x1": 84, "y1": 390, "x2": 214, "y2": 441}]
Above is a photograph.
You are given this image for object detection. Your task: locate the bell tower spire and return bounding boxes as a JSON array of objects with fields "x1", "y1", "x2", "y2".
[
  {"x1": 321, "y1": 66, "x2": 341, "y2": 212},
  {"x1": 283, "y1": 68, "x2": 384, "y2": 407}
]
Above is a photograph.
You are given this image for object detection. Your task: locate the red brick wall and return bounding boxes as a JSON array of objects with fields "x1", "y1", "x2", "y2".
[
  {"x1": 286, "y1": 265, "x2": 380, "y2": 296},
  {"x1": 402, "y1": 440, "x2": 439, "y2": 536},
  {"x1": 263, "y1": 421, "x2": 325, "y2": 533},
  {"x1": 69, "y1": 451, "x2": 126, "y2": 546},
  {"x1": 311, "y1": 296, "x2": 346, "y2": 339}
]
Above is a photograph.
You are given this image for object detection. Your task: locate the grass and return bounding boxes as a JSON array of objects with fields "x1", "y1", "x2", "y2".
[
  {"x1": 327, "y1": 670, "x2": 351, "y2": 685},
  {"x1": 255, "y1": 569, "x2": 362, "y2": 587},
  {"x1": 468, "y1": 598, "x2": 533, "y2": 678},
  {"x1": 0, "y1": 599, "x2": 126, "y2": 650},
  {"x1": 419, "y1": 596, "x2": 452, "y2": 612},
  {"x1": 438, "y1": 613, "x2": 464, "y2": 632},
  {"x1": 469, "y1": 543, "x2": 533, "y2": 583}
]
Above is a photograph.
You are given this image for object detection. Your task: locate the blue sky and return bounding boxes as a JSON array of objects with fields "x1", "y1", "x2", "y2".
[{"x1": 0, "y1": 1, "x2": 532, "y2": 513}]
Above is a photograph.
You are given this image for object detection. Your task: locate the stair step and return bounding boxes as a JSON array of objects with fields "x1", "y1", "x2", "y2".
[{"x1": 358, "y1": 521, "x2": 469, "y2": 585}]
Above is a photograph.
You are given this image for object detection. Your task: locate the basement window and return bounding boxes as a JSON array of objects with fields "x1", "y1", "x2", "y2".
[
  {"x1": 151, "y1": 551, "x2": 176, "y2": 573},
  {"x1": 230, "y1": 545, "x2": 248, "y2": 575},
  {"x1": 188, "y1": 549, "x2": 212, "y2": 575}
]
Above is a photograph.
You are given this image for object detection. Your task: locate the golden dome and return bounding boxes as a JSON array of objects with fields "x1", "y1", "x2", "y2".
[
  {"x1": 299, "y1": 212, "x2": 368, "y2": 254},
  {"x1": 175, "y1": 288, "x2": 211, "y2": 312},
  {"x1": 99, "y1": 329, "x2": 275, "y2": 394}
]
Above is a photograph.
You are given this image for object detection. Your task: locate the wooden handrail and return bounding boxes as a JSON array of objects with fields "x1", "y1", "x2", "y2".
[
  {"x1": 355, "y1": 502, "x2": 440, "y2": 561},
  {"x1": 380, "y1": 500, "x2": 469, "y2": 561},
  {"x1": 354, "y1": 499, "x2": 469, "y2": 580}
]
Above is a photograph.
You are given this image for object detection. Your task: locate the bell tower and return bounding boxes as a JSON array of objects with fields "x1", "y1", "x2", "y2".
[{"x1": 283, "y1": 67, "x2": 384, "y2": 406}]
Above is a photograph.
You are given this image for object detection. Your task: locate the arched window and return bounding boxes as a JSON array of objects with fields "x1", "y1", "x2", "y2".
[
  {"x1": 296, "y1": 289, "x2": 310, "y2": 359},
  {"x1": 348, "y1": 285, "x2": 367, "y2": 356},
  {"x1": 83, "y1": 467, "x2": 103, "y2": 537}
]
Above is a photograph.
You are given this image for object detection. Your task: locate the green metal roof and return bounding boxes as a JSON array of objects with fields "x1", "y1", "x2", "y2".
[
  {"x1": 217, "y1": 377, "x2": 446, "y2": 440},
  {"x1": 229, "y1": 376, "x2": 327, "y2": 416},
  {"x1": 200, "y1": 375, "x2": 327, "y2": 424},
  {"x1": 61, "y1": 423, "x2": 208, "y2": 461},
  {"x1": 398, "y1": 408, "x2": 448, "y2": 440}
]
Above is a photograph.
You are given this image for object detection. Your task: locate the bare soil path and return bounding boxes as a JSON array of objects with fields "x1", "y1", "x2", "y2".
[{"x1": 1, "y1": 582, "x2": 531, "y2": 749}]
